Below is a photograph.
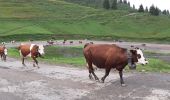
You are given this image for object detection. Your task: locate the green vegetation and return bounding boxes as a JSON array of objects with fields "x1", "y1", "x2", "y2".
[
  {"x1": 136, "y1": 59, "x2": 170, "y2": 73},
  {"x1": 0, "y1": 0, "x2": 170, "y2": 43},
  {"x1": 8, "y1": 46, "x2": 170, "y2": 72}
]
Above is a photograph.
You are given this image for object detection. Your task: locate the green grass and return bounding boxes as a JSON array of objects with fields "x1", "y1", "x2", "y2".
[
  {"x1": 135, "y1": 59, "x2": 170, "y2": 73},
  {"x1": 0, "y1": 0, "x2": 170, "y2": 42},
  {"x1": 8, "y1": 46, "x2": 170, "y2": 72}
]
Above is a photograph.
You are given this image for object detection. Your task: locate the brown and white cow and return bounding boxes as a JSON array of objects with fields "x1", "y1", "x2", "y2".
[
  {"x1": 0, "y1": 46, "x2": 7, "y2": 61},
  {"x1": 83, "y1": 43, "x2": 148, "y2": 86},
  {"x1": 18, "y1": 44, "x2": 45, "y2": 68}
]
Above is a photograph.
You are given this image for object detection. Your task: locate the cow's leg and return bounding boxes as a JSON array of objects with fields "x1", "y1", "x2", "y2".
[
  {"x1": 2, "y1": 54, "x2": 6, "y2": 62},
  {"x1": 88, "y1": 62, "x2": 99, "y2": 81},
  {"x1": 32, "y1": 57, "x2": 39, "y2": 68},
  {"x1": 1, "y1": 54, "x2": 2, "y2": 60},
  {"x1": 86, "y1": 63, "x2": 93, "y2": 79},
  {"x1": 101, "y1": 68, "x2": 111, "y2": 83},
  {"x1": 91, "y1": 70, "x2": 99, "y2": 81},
  {"x1": 22, "y1": 57, "x2": 26, "y2": 66},
  {"x1": 119, "y1": 70, "x2": 126, "y2": 87}
]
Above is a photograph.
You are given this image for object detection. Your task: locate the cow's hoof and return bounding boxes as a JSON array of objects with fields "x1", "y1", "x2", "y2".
[
  {"x1": 95, "y1": 78, "x2": 99, "y2": 82},
  {"x1": 121, "y1": 84, "x2": 127, "y2": 87},
  {"x1": 100, "y1": 80, "x2": 104, "y2": 83},
  {"x1": 33, "y1": 64, "x2": 36, "y2": 67},
  {"x1": 23, "y1": 64, "x2": 26, "y2": 67},
  {"x1": 95, "y1": 79, "x2": 100, "y2": 82},
  {"x1": 89, "y1": 75, "x2": 93, "y2": 80},
  {"x1": 100, "y1": 78, "x2": 104, "y2": 83}
]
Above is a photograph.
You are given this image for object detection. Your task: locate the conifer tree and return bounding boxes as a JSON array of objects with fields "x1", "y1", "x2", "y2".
[
  {"x1": 138, "y1": 4, "x2": 144, "y2": 12},
  {"x1": 111, "y1": 0, "x2": 117, "y2": 10},
  {"x1": 103, "y1": 0, "x2": 110, "y2": 9}
]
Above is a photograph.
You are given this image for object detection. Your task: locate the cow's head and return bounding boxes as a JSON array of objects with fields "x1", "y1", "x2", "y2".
[
  {"x1": 38, "y1": 45, "x2": 45, "y2": 56},
  {"x1": 128, "y1": 48, "x2": 148, "y2": 69}
]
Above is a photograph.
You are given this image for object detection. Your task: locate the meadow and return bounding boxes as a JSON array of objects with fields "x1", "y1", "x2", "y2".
[
  {"x1": 8, "y1": 46, "x2": 170, "y2": 73},
  {"x1": 0, "y1": 0, "x2": 170, "y2": 43}
]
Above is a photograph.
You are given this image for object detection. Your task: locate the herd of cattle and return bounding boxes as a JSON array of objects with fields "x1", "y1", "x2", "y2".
[{"x1": 0, "y1": 40, "x2": 148, "y2": 86}]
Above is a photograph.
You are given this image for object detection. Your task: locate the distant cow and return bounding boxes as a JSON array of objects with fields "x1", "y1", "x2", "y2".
[
  {"x1": 70, "y1": 41, "x2": 73, "y2": 44},
  {"x1": 83, "y1": 44, "x2": 148, "y2": 86},
  {"x1": 0, "y1": 46, "x2": 7, "y2": 61},
  {"x1": 47, "y1": 40, "x2": 54, "y2": 45},
  {"x1": 63, "y1": 39, "x2": 67, "y2": 45},
  {"x1": 18, "y1": 44, "x2": 45, "y2": 68},
  {"x1": 79, "y1": 41, "x2": 83, "y2": 44}
]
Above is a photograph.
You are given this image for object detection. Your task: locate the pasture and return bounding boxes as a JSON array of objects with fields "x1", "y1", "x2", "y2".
[{"x1": 0, "y1": 0, "x2": 170, "y2": 42}]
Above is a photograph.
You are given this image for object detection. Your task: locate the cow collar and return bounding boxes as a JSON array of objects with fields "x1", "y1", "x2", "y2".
[
  {"x1": 127, "y1": 50, "x2": 136, "y2": 69},
  {"x1": 127, "y1": 50, "x2": 132, "y2": 66}
]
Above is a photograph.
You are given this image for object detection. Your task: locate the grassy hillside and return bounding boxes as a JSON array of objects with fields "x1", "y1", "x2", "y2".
[{"x1": 0, "y1": 0, "x2": 170, "y2": 42}]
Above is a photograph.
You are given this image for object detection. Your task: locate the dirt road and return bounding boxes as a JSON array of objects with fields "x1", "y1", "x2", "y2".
[{"x1": 0, "y1": 58, "x2": 170, "y2": 100}]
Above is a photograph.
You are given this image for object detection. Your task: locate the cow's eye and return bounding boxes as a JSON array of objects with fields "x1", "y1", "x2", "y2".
[{"x1": 137, "y1": 54, "x2": 141, "y2": 59}]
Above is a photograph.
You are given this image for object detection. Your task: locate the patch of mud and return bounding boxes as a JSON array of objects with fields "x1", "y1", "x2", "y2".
[{"x1": 0, "y1": 78, "x2": 10, "y2": 86}]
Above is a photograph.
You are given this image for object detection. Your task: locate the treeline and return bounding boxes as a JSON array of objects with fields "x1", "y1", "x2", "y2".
[
  {"x1": 103, "y1": 0, "x2": 170, "y2": 16},
  {"x1": 103, "y1": 0, "x2": 130, "y2": 10},
  {"x1": 64, "y1": 0, "x2": 104, "y2": 8},
  {"x1": 64, "y1": 0, "x2": 131, "y2": 10},
  {"x1": 64, "y1": 0, "x2": 170, "y2": 16},
  {"x1": 138, "y1": 4, "x2": 170, "y2": 16}
]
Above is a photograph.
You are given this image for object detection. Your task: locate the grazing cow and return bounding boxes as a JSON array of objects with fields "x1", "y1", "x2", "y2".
[
  {"x1": 0, "y1": 46, "x2": 7, "y2": 61},
  {"x1": 79, "y1": 41, "x2": 83, "y2": 44},
  {"x1": 18, "y1": 44, "x2": 45, "y2": 68},
  {"x1": 83, "y1": 44, "x2": 148, "y2": 86},
  {"x1": 11, "y1": 40, "x2": 16, "y2": 44},
  {"x1": 70, "y1": 41, "x2": 73, "y2": 44},
  {"x1": 63, "y1": 39, "x2": 67, "y2": 45},
  {"x1": 47, "y1": 40, "x2": 54, "y2": 45}
]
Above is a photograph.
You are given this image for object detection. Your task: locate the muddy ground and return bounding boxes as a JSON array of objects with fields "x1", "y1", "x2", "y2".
[{"x1": 0, "y1": 40, "x2": 170, "y2": 100}]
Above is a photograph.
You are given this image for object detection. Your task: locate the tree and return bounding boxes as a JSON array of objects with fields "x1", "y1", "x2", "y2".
[
  {"x1": 149, "y1": 5, "x2": 160, "y2": 16},
  {"x1": 138, "y1": 4, "x2": 144, "y2": 12},
  {"x1": 133, "y1": 4, "x2": 135, "y2": 9},
  {"x1": 123, "y1": 0, "x2": 127, "y2": 4},
  {"x1": 103, "y1": 0, "x2": 110, "y2": 9},
  {"x1": 119, "y1": 0, "x2": 122, "y2": 3},
  {"x1": 149, "y1": 5, "x2": 155, "y2": 15},
  {"x1": 128, "y1": 1, "x2": 130, "y2": 6},
  {"x1": 162, "y1": 10, "x2": 167, "y2": 15},
  {"x1": 154, "y1": 7, "x2": 160, "y2": 16},
  {"x1": 167, "y1": 10, "x2": 170, "y2": 15},
  {"x1": 111, "y1": 0, "x2": 117, "y2": 10},
  {"x1": 145, "y1": 7, "x2": 148, "y2": 12}
]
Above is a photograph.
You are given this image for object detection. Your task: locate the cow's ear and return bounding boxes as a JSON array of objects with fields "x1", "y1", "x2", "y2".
[{"x1": 35, "y1": 45, "x2": 39, "y2": 50}]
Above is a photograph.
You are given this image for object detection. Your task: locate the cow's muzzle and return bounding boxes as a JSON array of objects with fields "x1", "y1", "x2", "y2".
[{"x1": 38, "y1": 53, "x2": 44, "y2": 58}]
